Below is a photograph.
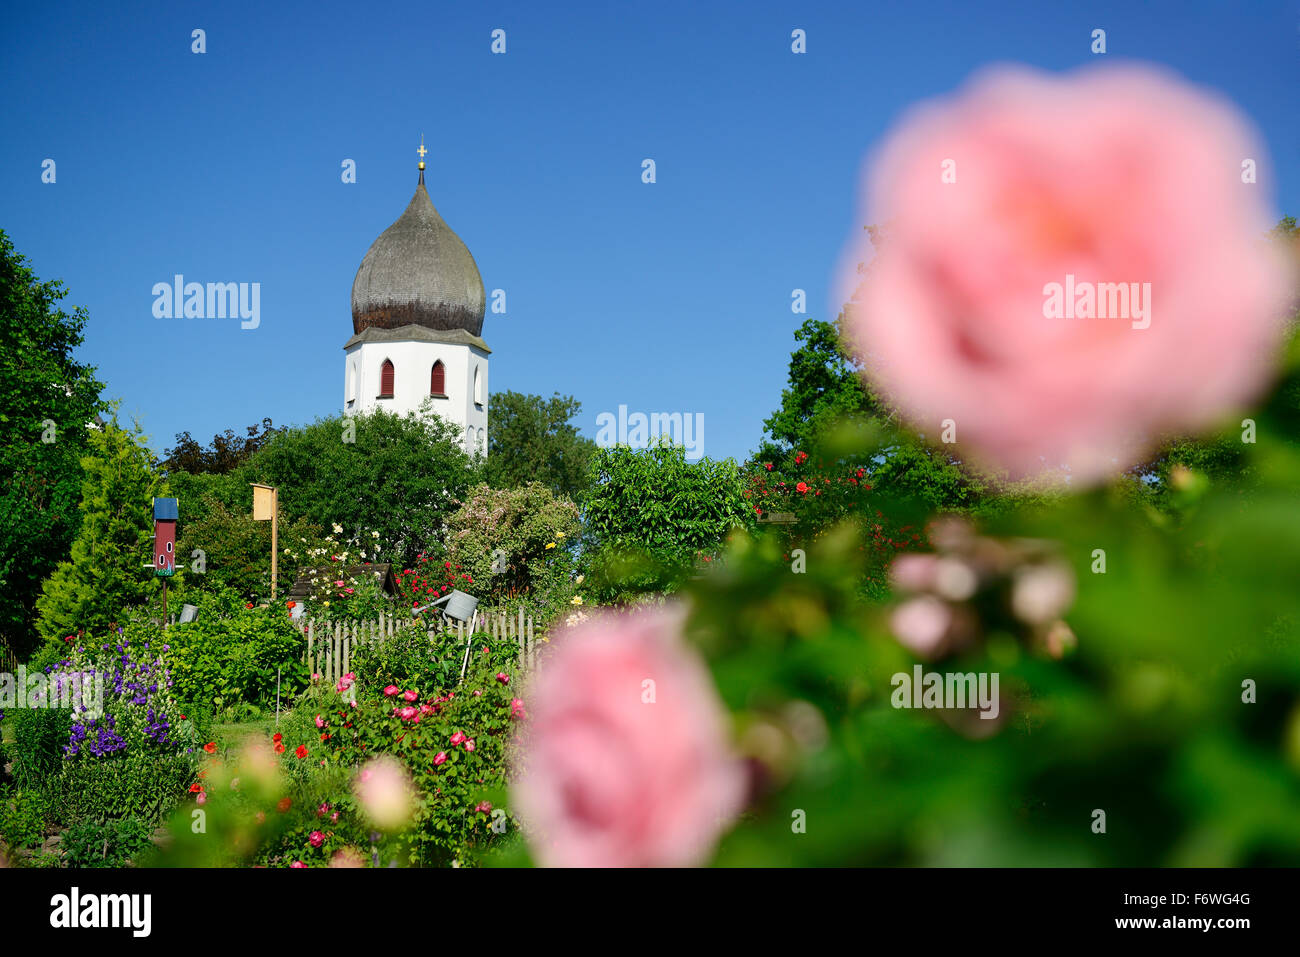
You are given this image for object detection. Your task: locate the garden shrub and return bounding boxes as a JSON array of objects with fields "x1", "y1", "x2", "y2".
[
  {"x1": 164, "y1": 589, "x2": 308, "y2": 714},
  {"x1": 582, "y1": 441, "x2": 750, "y2": 602},
  {"x1": 445, "y1": 482, "x2": 581, "y2": 619},
  {"x1": 61, "y1": 815, "x2": 154, "y2": 867},
  {"x1": 315, "y1": 638, "x2": 523, "y2": 866},
  {"x1": 349, "y1": 624, "x2": 455, "y2": 692},
  {"x1": 7, "y1": 704, "x2": 71, "y2": 787},
  {"x1": 0, "y1": 785, "x2": 55, "y2": 851},
  {"x1": 38, "y1": 632, "x2": 200, "y2": 827}
]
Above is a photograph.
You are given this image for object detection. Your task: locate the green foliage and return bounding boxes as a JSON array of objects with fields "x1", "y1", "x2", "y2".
[
  {"x1": 164, "y1": 591, "x2": 308, "y2": 714},
  {"x1": 0, "y1": 785, "x2": 54, "y2": 850},
  {"x1": 349, "y1": 625, "x2": 457, "y2": 692},
  {"x1": 320, "y1": 637, "x2": 521, "y2": 866},
  {"x1": 0, "y1": 230, "x2": 107, "y2": 660},
  {"x1": 446, "y1": 482, "x2": 581, "y2": 618},
  {"x1": 486, "y1": 391, "x2": 596, "y2": 501},
  {"x1": 59, "y1": 752, "x2": 198, "y2": 827},
  {"x1": 60, "y1": 815, "x2": 154, "y2": 867},
  {"x1": 34, "y1": 419, "x2": 166, "y2": 648},
  {"x1": 175, "y1": 496, "x2": 326, "y2": 601},
  {"x1": 161, "y1": 418, "x2": 280, "y2": 475},
  {"x1": 246, "y1": 409, "x2": 472, "y2": 567},
  {"x1": 583, "y1": 441, "x2": 750, "y2": 600},
  {"x1": 680, "y1": 397, "x2": 1300, "y2": 865},
  {"x1": 7, "y1": 706, "x2": 71, "y2": 788}
]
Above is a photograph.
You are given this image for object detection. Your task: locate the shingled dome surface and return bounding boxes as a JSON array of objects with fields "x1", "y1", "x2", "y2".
[{"x1": 351, "y1": 173, "x2": 486, "y2": 337}]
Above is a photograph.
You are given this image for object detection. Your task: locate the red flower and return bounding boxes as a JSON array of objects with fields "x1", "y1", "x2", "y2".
[
  {"x1": 274, "y1": 742, "x2": 286, "y2": 754},
  {"x1": 295, "y1": 745, "x2": 308, "y2": 759},
  {"x1": 796, "y1": 482, "x2": 809, "y2": 493},
  {"x1": 277, "y1": 797, "x2": 292, "y2": 813},
  {"x1": 273, "y1": 732, "x2": 282, "y2": 743},
  {"x1": 764, "y1": 462, "x2": 773, "y2": 471},
  {"x1": 203, "y1": 742, "x2": 216, "y2": 754},
  {"x1": 245, "y1": 602, "x2": 254, "y2": 609},
  {"x1": 794, "y1": 451, "x2": 808, "y2": 465},
  {"x1": 189, "y1": 783, "x2": 204, "y2": 793},
  {"x1": 286, "y1": 600, "x2": 296, "y2": 609}
]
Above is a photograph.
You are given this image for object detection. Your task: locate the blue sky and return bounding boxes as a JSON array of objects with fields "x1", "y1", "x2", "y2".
[{"x1": 2, "y1": 0, "x2": 1296, "y2": 464}]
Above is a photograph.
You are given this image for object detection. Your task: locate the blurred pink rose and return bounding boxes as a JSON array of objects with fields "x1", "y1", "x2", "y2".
[
  {"x1": 843, "y1": 64, "x2": 1294, "y2": 485},
  {"x1": 512, "y1": 607, "x2": 746, "y2": 868},
  {"x1": 353, "y1": 755, "x2": 415, "y2": 830},
  {"x1": 309, "y1": 830, "x2": 324, "y2": 848}
]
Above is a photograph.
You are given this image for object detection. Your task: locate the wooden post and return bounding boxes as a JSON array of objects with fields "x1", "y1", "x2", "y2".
[{"x1": 270, "y1": 487, "x2": 279, "y2": 600}]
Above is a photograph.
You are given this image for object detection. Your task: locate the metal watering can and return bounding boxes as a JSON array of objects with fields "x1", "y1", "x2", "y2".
[{"x1": 413, "y1": 588, "x2": 479, "y2": 623}]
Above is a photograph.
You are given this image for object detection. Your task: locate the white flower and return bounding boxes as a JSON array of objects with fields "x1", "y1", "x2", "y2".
[
  {"x1": 371, "y1": 530, "x2": 379, "y2": 539},
  {"x1": 333, "y1": 523, "x2": 343, "y2": 534}
]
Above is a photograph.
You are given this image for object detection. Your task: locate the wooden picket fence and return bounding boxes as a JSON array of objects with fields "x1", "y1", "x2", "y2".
[{"x1": 302, "y1": 608, "x2": 539, "y2": 686}]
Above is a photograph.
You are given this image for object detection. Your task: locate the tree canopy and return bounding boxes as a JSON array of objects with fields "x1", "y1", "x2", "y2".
[
  {"x1": 0, "y1": 229, "x2": 106, "y2": 658},
  {"x1": 486, "y1": 391, "x2": 596, "y2": 500}
]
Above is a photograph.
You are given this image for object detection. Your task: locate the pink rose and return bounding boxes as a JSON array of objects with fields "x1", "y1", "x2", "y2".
[
  {"x1": 450, "y1": 731, "x2": 467, "y2": 746},
  {"x1": 475, "y1": 801, "x2": 492, "y2": 815},
  {"x1": 842, "y1": 64, "x2": 1294, "y2": 486},
  {"x1": 510, "y1": 698, "x2": 526, "y2": 721},
  {"x1": 495, "y1": 672, "x2": 509, "y2": 684},
  {"x1": 290, "y1": 860, "x2": 307, "y2": 868},
  {"x1": 353, "y1": 756, "x2": 415, "y2": 830},
  {"x1": 314, "y1": 714, "x2": 324, "y2": 729},
  {"x1": 433, "y1": 751, "x2": 448, "y2": 766},
  {"x1": 398, "y1": 706, "x2": 417, "y2": 721},
  {"x1": 403, "y1": 689, "x2": 418, "y2": 702},
  {"x1": 309, "y1": 830, "x2": 324, "y2": 848},
  {"x1": 512, "y1": 607, "x2": 746, "y2": 868},
  {"x1": 383, "y1": 685, "x2": 399, "y2": 697},
  {"x1": 463, "y1": 738, "x2": 475, "y2": 752}
]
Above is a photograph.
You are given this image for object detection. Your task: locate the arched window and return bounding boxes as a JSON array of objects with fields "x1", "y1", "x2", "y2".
[
  {"x1": 378, "y1": 359, "x2": 394, "y2": 398},
  {"x1": 473, "y1": 366, "x2": 483, "y2": 405},
  {"x1": 430, "y1": 360, "x2": 446, "y2": 396},
  {"x1": 477, "y1": 427, "x2": 485, "y2": 453},
  {"x1": 464, "y1": 424, "x2": 474, "y2": 452}
]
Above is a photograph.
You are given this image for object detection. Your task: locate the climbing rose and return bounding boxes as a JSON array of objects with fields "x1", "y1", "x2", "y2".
[
  {"x1": 295, "y1": 745, "x2": 308, "y2": 759},
  {"x1": 842, "y1": 63, "x2": 1294, "y2": 486},
  {"x1": 309, "y1": 831, "x2": 324, "y2": 848},
  {"x1": 383, "y1": 685, "x2": 399, "y2": 697},
  {"x1": 512, "y1": 606, "x2": 746, "y2": 868}
]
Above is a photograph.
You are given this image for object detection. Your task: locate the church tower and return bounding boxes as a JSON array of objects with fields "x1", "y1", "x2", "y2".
[{"x1": 343, "y1": 144, "x2": 489, "y2": 456}]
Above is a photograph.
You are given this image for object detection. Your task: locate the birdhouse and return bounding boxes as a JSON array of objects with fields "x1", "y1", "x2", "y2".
[{"x1": 153, "y1": 497, "x2": 178, "y2": 577}]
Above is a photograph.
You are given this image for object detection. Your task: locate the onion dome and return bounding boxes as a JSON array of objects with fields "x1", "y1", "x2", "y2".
[{"x1": 351, "y1": 166, "x2": 485, "y2": 337}]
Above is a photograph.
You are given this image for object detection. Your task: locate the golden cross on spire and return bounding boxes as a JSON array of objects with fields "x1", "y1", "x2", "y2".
[{"x1": 417, "y1": 135, "x2": 428, "y2": 163}]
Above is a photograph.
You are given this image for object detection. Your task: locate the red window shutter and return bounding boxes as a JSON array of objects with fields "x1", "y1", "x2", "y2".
[
  {"x1": 379, "y1": 360, "x2": 394, "y2": 397},
  {"x1": 431, "y1": 361, "x2": 445, "y2": 395}
]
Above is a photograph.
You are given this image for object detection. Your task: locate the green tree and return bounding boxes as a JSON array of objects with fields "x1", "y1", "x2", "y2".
[
  {"x1": 755, "y1": 227, "x2": 1008, "y2": 518},
  {"x1": 161, "y1": 418, "x2": 280, "y2": 475},
  {"x1": 34, "y1": 419, "x2": 165, "y2": 647},
  {"x1": 583, "y1": 441, "x2": 750, "y2": 599},
  {"x1": 0, "y1": 229, "x2": 106, "y2": 658},
  {"x1": 486, "y1": 391, "x2": 596, "y2": 500},
  {"x1": 246, "y1": 409, "x2": 471, "y2": 567}
]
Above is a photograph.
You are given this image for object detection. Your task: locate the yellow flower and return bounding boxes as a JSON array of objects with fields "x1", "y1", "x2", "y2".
[
  {"x1": 570, "y1": 596, "x2": 583, "y2": 606},
  {"x1": 557, "y1": 532, "x2": 566, "y2": 540},
  {"x1": 575, "y1": 574, "x2": 585, "y2": 585},
  {"x1": 545, "y1": 542, "x2": 556, "y2": 550}
]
